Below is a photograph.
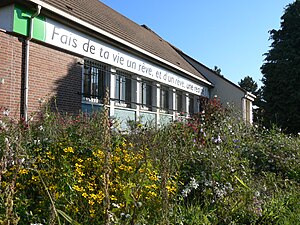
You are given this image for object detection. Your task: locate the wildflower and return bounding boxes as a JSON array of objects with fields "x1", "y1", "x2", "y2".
[
  {"x1": 63, "y1": 147, "x2": 74, "y2": 153},
  {"x1": 189, "y1": 177, "x2": 199, "y2": 189},
  {"x1": 110, "y1": 195, "x2": 117, "y2": 201},
  {"x1": 31, "y1": 175, "x2": 39, "y2": 182},
  {"x1": 181, "y1": 188, "x2": 190, "y2": 197},
  {"x1": 3, "y1": 108, "x2": 10, "y2": 116},
  {"x1": 38, "y1": 98, "x2": 45, "y2": 104},
  {"x1": 88, "y1": 200, "x2": 95, "y2": 205},
  {"x1": 19, "y1": 169, "x2": 29, "y2": 175},
  {"x1": 213, "y1": 135, "x2": 222, "y2": 144},
  {"x1": 112, "y1": 203, "x2": 120, "y2": 208},
  {"x1": 0, "y1": 120, "x2": 7, "y2": 130},
  {"x1": 82, "y1": 193, "x2": 88, "y2": 198},
  {"x1": 90, "y1": 209, "x2": 95, "y2": 214}
]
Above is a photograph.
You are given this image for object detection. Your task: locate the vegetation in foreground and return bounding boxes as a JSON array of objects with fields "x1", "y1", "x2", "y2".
[{"x1": 0, "y1": 100, "x2": 299, "y2": 225}]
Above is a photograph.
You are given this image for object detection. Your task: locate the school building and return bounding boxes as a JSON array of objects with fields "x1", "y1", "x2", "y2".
[{"x1": 0, "y1": 0, "x2": 255, "y2": 127}]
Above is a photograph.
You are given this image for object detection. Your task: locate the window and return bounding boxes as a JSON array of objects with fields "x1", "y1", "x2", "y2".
[
  {"x1": 189, "y1": 95, "x2": 195, "y2": 114},
  {"x1": 160, "y1": 85, "x2": 169, "y2": 111},
  {"x1": 83, "y1": 60, "x2": 110, "y2": 102},
  {"x1": 141, "y1": 80, "x2": 152, "y2": 109},
  {"x1": 115, "y1": 70, "x2": 132, "y2": 106},
  {"x1": 176, "y1": 90, "x2": 184, "y2": 113}
]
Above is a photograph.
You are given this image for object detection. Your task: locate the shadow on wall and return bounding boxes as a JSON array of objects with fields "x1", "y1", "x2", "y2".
[{"x1": 47, "y1": 59, "x2": 83, "y2": 115}]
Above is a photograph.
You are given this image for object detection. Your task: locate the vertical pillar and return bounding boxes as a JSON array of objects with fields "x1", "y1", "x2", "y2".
[
  {"x1": 110, "y1": 67, "x2": 116, "y2": 117},
  {"x1": 156, "y1": 83, "x2": 160, "y2": 126},
  {"x1": 172, "y1": 88, "x2": 176, "y2": 120},
  {"x1": 185, "y1": 93, "x2": 189, "y2": 115},
  {"x1": 249, "y1": 100, "x2": 253, "y2": 124},
  {"x1": 135, "y1": 76, "x2": 141, "y2": 121},
  {"x1": 242, "y1": 97, "x2": 246, "y2": 122}
]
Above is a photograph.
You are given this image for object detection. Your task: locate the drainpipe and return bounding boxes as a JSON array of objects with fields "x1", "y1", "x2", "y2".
[{"x1": 23, "y1": 5, "x2": 41, "y2": 121}]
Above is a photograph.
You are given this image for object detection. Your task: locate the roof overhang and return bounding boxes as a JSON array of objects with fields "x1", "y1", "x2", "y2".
[{"x1": 244, "y1": 92, "x2": 256, "y2": 102}]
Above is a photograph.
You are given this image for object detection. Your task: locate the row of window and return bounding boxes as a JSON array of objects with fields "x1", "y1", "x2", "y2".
[{"x1": 82, "y1": 60, "x2": 201, "y2": 114}]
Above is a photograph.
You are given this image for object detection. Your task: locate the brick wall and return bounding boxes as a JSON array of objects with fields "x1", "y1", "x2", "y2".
[
  {"x1": 0, "y1": 31, "x2": 83, "y2": 119},
  {"x1": 0, "y1": 31, "x2": 23, "y2": 118}
]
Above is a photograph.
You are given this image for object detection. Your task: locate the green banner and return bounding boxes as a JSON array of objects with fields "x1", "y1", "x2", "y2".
[{"x1": 13, "y1": 4, "x2": 45, "y2": 41}]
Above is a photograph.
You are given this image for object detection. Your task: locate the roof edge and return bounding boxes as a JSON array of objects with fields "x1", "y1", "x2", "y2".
[
  {"x1": 24, "y1": 0, "x2": 212, "y2": 86},
  {"x1": 172, "y1": 46, "x2": 256, "y2": 95}
]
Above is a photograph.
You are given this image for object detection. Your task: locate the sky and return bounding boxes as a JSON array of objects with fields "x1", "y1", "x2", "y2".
[{"x1": 100, "y1": 0, "x2": 294, "y2": 87}]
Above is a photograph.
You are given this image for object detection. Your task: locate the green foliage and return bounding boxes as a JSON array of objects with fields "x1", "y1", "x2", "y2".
[
  {"x1": 261, "y1": 1, "x2": 300, "y2": 134},
  {"x1": 0, "y1": 101, "x2": 300, "y2": 224},
  {"x1": 239, "y1": 75, "x2": 258, "y2": 93}
]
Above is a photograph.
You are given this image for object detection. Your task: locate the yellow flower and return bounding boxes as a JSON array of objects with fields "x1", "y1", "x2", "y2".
[
  {"x1": 90, "y1": 209, "x2": 95, "y2": 214},
  {"x1": 31, "y1": 175, "x2": 39, "y2": 181},
  {"x1": 63, "y1": 147, "x2": 74, "y2": 153},
  {"x1": 166, "y1": 185, "x2": 177, "y2": 194},
  {"x1": 19, "y1": 169, "x2": 29, "y2": 175},
  {"x1": 148, "y1": 191, "x2": 157, "y2": 197},
  {"x1": 115, "y1": 147, "x2": 122, "y2": 153},
  {"x1": 110, "y1": 195, "x2": 117, "y2": 201},
  {"x1": 88, "y1": 199, "x2": 95, "y2": 205},
  {"x1": 73, "y1": 185, "x2": 84, "y2": 192},
  {"x1": 82, "y1": 193, "x2": 88, "y2": 198}
]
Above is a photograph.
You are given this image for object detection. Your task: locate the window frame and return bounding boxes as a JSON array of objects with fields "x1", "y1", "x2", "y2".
[
  {"x1": 83, "y1": 60, "x2": 110, "y2": 103},
  {"x1": 115, "y1": 70, "x2": 132, "y2": 107},
  {"x1": 141, "y1": 79, "x2": 152, "y2": 110},
  {"x1": 160, "y1": 85, "x2": 169, "y2": 112}
]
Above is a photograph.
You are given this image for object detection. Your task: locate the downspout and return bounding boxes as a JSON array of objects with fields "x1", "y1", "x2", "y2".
[{"x1": 23, "y1": 4, "x2": 41, "y2": 121}]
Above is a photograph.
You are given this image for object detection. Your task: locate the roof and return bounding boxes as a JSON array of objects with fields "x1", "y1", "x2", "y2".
[{"x1": 20, "y1": 0, "x2": 210, "y2": 84}]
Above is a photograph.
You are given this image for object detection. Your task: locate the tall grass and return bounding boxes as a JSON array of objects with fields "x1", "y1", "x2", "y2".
[{"x1": 0, "y1": 101, "x2": 299, "y2": 224}]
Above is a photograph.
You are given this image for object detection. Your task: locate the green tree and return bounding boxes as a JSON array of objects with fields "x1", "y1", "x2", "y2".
[
  {"x1": 213, "y1": 66, "x2": 222, "y2": 76},
  {"x1": 238, "y1": 76, "x2": 258, "y2": 93},
  {"x1": 261, "y1": 1, "x2": 300, "y2": 134}
]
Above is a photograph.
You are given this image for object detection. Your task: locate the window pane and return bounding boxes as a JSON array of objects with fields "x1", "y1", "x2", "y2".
[
  {"x1": 176, "y1": 91, "x2": 183, "y2": 112},
  {"x1": 115, "y1": 70, "x2": 132, "y2": 105},
  {"x1": 83, "y1": 60, "x2": 110, "y2": 102},
  {"x1": 141, "y1": 81, "x2": 152, "y2": 107},
  {"x1": 189, "y1": 96, "x2": 194, "y2": 114},
  {"x1": 160, "y1": 86, "x2": 169, "y2": 110}
]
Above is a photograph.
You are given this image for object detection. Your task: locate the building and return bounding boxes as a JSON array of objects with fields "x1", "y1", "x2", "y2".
[{"x1": 0, "y1": 0, "x2": 254, "y2": 128}]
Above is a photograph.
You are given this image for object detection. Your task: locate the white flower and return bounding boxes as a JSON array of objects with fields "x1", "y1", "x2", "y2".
[
  {"x1": 213, "y1": 135, "x2": 222, "y2": 144},
  {"x1": 189, "y1": 177, "x2": 199, "y2": 189},
  {"x1": 181, "y1": 188, "x2": 190, "y2": 197},
  {"x1": 112, "y1": 203, "x2": 120, "y2": 208},
  {"x1": 3, "y1": 109, "x2": 10, "y2": 116},
  {"x1": 0, "y1": 120, "x2": 7, "y2": 130}
]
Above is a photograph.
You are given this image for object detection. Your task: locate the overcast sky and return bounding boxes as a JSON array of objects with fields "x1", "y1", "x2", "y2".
[{"x1": 100, "y1": 0, "x2": 294, "y2": 86}]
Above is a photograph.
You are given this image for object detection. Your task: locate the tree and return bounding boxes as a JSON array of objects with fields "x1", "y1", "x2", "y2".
[
  {"x1": 213, "y1": 66, "x2": 222, "y2": 76},
  {"x1": 238, "y1": 76, "x2": 258, "y2": 93},
  {"x1": 260, "y1": 1, "x2": 300, "y2": 134}
]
